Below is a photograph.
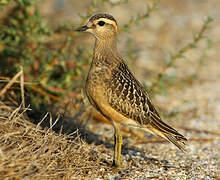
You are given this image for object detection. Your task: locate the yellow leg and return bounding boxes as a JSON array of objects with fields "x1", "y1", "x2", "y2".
[{"x1": 112, "y1": 123, "x2": 122, "y2": 168}]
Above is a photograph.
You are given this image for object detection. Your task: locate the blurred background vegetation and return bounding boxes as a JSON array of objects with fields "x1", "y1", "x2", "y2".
[
  {"x1": 0, "y1": 0, "x2": 213, "y2": 121},
  {"x1": 1, "y1": 0, "x2": 220, "y2": 178}
]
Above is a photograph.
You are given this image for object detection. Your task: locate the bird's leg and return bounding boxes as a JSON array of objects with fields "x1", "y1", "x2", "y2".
[{"x1": 112, "y1": 123, "x2": 122, "y2": 168}]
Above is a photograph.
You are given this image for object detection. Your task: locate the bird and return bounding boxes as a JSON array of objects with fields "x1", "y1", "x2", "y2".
[{"x1": 76, "y1": 13, "x2": 187, "y2": 168}]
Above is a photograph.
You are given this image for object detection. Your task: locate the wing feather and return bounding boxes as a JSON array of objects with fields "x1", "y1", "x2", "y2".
[{"x1": 106, "y1": 61, "x2": 187, "y2": 151}]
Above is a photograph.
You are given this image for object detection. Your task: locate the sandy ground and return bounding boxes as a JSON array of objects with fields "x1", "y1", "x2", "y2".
[
  {"x1": 86, "y1": 56, "x2": 220, "y2": 179},
  {"x1": 1, "y1": 0, "x2": 219, "y2": 179},
  {"x1": 79, "y1": 0, "x2": 220, "y2": 179},
  {"x1": 83, "y1": 1, "x2": 220, "y2": 179}
]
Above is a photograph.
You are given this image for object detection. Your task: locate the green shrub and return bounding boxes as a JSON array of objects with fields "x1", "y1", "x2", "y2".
[{"x1": 0, "y1": 0, "x2": 213, "y2": 114}]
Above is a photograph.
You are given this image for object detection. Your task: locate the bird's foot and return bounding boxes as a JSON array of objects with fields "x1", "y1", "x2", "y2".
[{"x1": 111, "y1": 160, "x2": 120, "y2": 169}]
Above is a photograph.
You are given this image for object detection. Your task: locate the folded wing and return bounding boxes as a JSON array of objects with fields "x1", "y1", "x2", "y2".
[{"x1": 107, "y1": 62, "x2": 187, "y2": 152}]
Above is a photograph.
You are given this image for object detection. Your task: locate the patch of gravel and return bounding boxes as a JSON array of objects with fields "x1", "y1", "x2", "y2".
[
  {"x1": 1, "y1": 0, "x2": 219, "y2": 179},
  {"x1": 82, "y1": 0, "x2": 220, "y2": 179}
]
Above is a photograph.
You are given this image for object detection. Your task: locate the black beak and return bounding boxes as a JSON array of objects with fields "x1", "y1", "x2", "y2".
[{"x1": 75, "y1": 25, "x2": 89, "y2": 32}]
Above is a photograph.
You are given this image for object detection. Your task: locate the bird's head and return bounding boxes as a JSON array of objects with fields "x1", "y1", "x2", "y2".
[{"x1": 76, "y1": 13, "x2": 118, "y2": 40}]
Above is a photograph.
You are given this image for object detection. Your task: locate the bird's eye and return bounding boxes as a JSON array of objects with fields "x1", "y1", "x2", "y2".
[{"x1": 98, "y1": 21, "x2": 105, "y2": 26}]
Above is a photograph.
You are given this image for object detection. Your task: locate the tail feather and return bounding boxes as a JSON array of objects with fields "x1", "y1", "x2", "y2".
[
  {"x1": 163, "y1": 133, "x2": 187, "y2": 153},
  {"x1": 148, "y1": 112, "x2": 187, "y2": 153}
]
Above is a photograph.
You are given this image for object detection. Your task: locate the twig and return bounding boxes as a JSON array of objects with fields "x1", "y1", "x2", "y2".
[
  {"x1": 195, "y1": 38, "x2": 212, "y2": 75},
  {"x1": 37, "y1": 0, "x2": 103, "y2": 100},
  {"x1": 36, "y1": 112, "x2": 49, "y2": 130},
  {"x1": 0, "y1": 79, "x2": 35, "y2": 84},
  {"x1": 119, "y1": 2, "x2": 158, "y2": 33},
  {"x1": 45, "y1": 0, "x2": 100, "y2": 69},
  {"x1": 20, "y1": 66, "x2": 25, "y2": 108},
  {"x1": 0, "y1": 70, "x2": 22, "y2": 97},
  {"x1": 28, "y1": 85, "x2": 62, "y2": 102},
  {"x1": 47, "y1": 113, "x2": 61, "y2": 133},
  {"x1": 150, "y1": 17, "x2": 213, "y2": 91}
]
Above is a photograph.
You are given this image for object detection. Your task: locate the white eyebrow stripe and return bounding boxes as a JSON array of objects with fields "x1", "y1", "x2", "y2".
[{"x1": 95, "y1": 18, "x2": 118, "y2": 32}]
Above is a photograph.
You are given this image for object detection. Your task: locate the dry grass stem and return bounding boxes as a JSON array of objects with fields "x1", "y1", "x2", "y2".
[
  {"x1": 0, "y1": 102, "x2": 102, "y2": 179},
  {"x1": 0, "y1": 70, "x2": 22, "y2": 97},
  {"x1": 20, "y1": 66, "x2": 25, "y2": 108}
]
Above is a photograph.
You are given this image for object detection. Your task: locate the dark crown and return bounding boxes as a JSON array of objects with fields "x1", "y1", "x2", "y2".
[{"x1": 89, "y1": 13, "x2": 117, "y2": 24}]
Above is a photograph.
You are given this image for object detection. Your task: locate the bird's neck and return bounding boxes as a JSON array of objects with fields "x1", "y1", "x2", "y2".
[{"x1": 92, "y1": 37, "x2": 120, "y2": 66}]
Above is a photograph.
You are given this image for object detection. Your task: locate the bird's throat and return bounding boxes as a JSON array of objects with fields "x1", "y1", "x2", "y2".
[{"x1": 93, "y1": 38, "x2": 120, "y2": 66}]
